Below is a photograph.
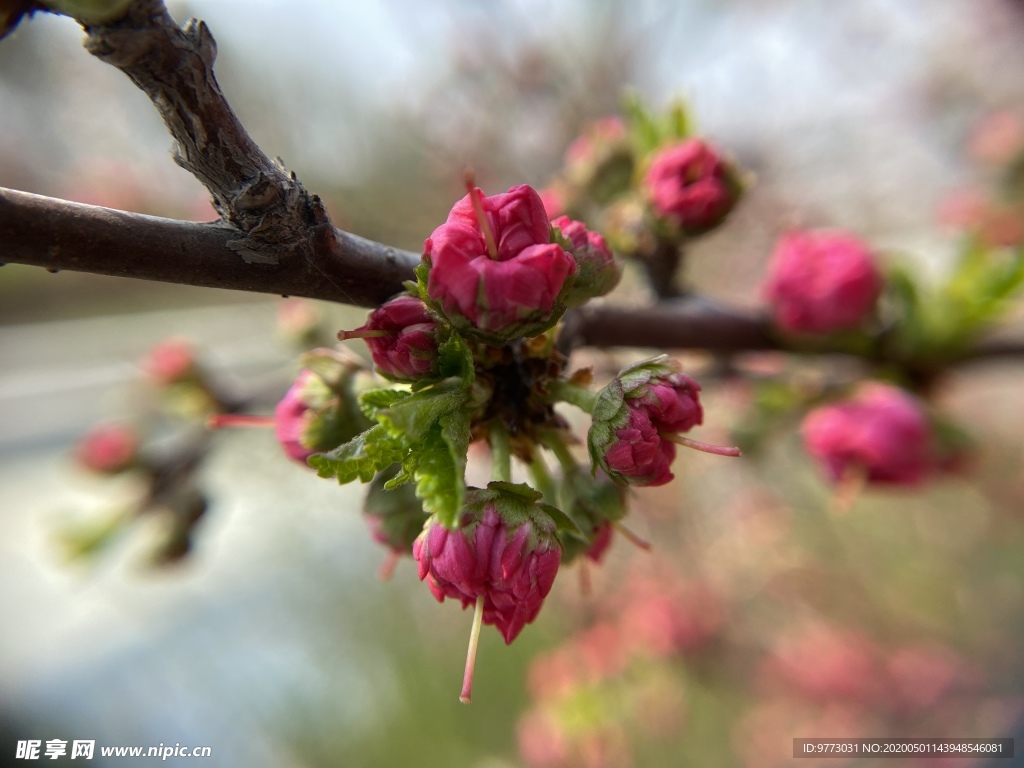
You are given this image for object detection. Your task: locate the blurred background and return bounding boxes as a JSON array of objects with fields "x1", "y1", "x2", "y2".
[{"x1": 2, "y1": 0, "x2": 1024, "y2": 765}]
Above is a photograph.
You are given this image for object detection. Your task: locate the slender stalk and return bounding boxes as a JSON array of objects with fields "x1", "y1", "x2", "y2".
[
  {"x1": 548, "y1": 380, "x2": 598, "y2": 414},
  {"x1": 206, "y1": 414, "x2": 274, "y2": 429},
  {"x1": 830, "y1": 465, "x2": 867, "y2": 515},
  {"x1": 528, "y1": 452, "x2": 559, "y2": 505},
  {"x1": 614, "y1": 522, "x2": 652, "y2": 551},
  {"x1": 490, "y1": 423, "x2": 512, "y2": 484},
  {"x1": 660, "y1": 432, "x2": 742, "y2": 458},
  {"x1": 542, "y1": 431, "x2": 580, "y2": 476},
  {"x1": 460, "y1": 596, "x2": 485, "y2": 704},
  {"x1": 337, "y1": 329, "x2": 394, "y2": 340}
]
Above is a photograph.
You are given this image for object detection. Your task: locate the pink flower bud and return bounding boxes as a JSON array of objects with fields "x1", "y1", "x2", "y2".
[
  {"x1": 644, "y1": 139, "x2": 738, "y2": 233},
  {"x1": 274, "y1": 371, "x2": 318, "y2": 465},
  {"x1": 762, "y1": 229, "x2": 883, "y2": 334},
  {"x1": 635, "y1": 373, "x2": 703, "y2": 433},
  {"x1": 423, "y1": 185, "x2": 576, "y2": 339},
  {"x1": 271, "y1": 364, "x2": 369, "y2": 466},
  {"x1": 143, "y1": 339, "x2": 196, "y2": 385},
  {"x1": 352, "y1": 295, "x2": 439, "y2": 380},
  {"x1": 589, "y1": 360, "x2": 712, "y2": 487},
  {"x1": 602, "y1": 407, "x2": 677, "y2": 487},
  {"x1": 551, "y1": 216, "x2": 621, "y2": 307},
  {"x1": 75, "y1": 423, "x2": 139, "y2": 474},
  {"x1": 801, "y1": 383, "x2": 933, "y2": 486},
  {"x1": 413, "y1": 492, "x2": 562, "y2": 644}
]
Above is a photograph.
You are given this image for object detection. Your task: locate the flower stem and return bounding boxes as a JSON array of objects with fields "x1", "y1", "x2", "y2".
[
  {"x1": 490, "y1": 422, "x2": 512, "y2": 484},
  {"x1": 206, "y1": 413, "x2": 275, "y2": 430},
  {"x1": 464, "y1": 170, "x2": 499, "y2": 261},
  {"x1": 548, "y1": 380, "x2": 598, "y2": 414},
  {"x1": 830, "y1": 464, "x2": 867, "y2": 515},
  {"x1": 542, "y1": 431, "x2": 580, "y2": 476},
  {"x1": 528, "y1": 451, "x2": 558, "y2": 505},
  {"x1": 377, "y1": 551, "x2": 400, "y2": 582},
  {"x1": 337, "y1": 329, "x2": 394, "y2": 340},
  {"x1": 614, "y1": 522, "x2": 652, "y2": 551},
  {"x1": 460, "y1": 595, "x2": 485, "y2": 704},
  {"x1": 660, "y1": 432, "x2": 742, "y2": 458}
]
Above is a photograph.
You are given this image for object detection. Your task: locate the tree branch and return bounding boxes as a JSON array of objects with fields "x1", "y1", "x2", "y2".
[
  {"x1": 0, "y1": 188, "x2": 418, "y2": 307},
  {"x1": 82, "y1": 0, "x2": 306, "y2": 244},
  {"x1": 2, "y1": 2, "x2": 1021, "y2": 368}
]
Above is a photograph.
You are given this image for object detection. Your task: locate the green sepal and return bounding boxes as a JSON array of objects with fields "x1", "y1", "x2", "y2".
[
  {"x1": 307, "y1": 424, "x2": 404, "y2": 484},
  {"x1": 434, "y1": 329, "x2": 475, "y2": 387},
  {"x1": 539, "y1": 502, "x2": 584, "y2": 539},
  {"x1": 363, "y1": 468, "x2": 428, "y2": 554}
]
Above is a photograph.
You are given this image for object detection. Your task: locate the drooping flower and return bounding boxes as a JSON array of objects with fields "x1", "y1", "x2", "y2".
[
  {"x1": 344, "y1": 294, "x2": 439, "y2": 381},
  {"x1": 551, "y1": 215, "x2": 621, "y2": 307},
  {"x1": 644, "y1": 139, "x2": 739, "y2": 234},
  {"x1": 423, "y1": 184, "x2": 576, "y2": 340},
  {"x1": 801, "y1": 383, "x2": 933, "y2": 486},
  {"x1": 75, "y1": 423, "x2": 139, "y2": 474},
  {"x1": 762, "y1": 229, "x2": 883, "y2": 334},
  {"x1": 413, "y1": 484, "x2": 562, "y2": 645}
]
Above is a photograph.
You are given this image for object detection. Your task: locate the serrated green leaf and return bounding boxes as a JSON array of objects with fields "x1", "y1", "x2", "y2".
[
  {"x1": 377, "y1": 382, "x2": 467, "y2": 442},
  {"x1": 436, "y1": 330, "x2": 475, "y2": 386},
  {"x1": 358, "y1": 388, "x2": 410, "y2": 419},
  {"x1": 411, "y1": 408, "x2": 470, "y2": 528},
  {"x1": 308, "y1": 424, "x2": 404, "y2": 484},
  {"x1": 383, "y1": 468, "x2": 413, "y2": 490}
]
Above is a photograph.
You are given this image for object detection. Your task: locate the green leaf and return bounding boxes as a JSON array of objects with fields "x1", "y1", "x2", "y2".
[
  {"x1": 358, "y1": 388, "x2": 410, "y2": 420},
  {"x1": 622, "y1": 91, "x2": 662, "y2": 156},
  {"x1": 663, "y1": 100, "x2": 692, "y2": 140},
  {"x1": 377, "y1": 381, "x2": 467, "y2": 443},
  {"x1": 435, "y1": 330, "x2": 475, "y2": 386},
  {"x1": 410, "y1": 408, "x2": 470, "y2": 528},
  {"x1": 308, "y1": 424, "x2": 404, "y2": 484}
]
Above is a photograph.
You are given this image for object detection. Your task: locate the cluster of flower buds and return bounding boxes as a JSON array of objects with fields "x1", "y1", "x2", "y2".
[
  {"x1": 585, "y1": 357, "x2": 739, "y2": 488},
  {"x1": 299, "y1": 169, "x2": 742, "y2": 703}
]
